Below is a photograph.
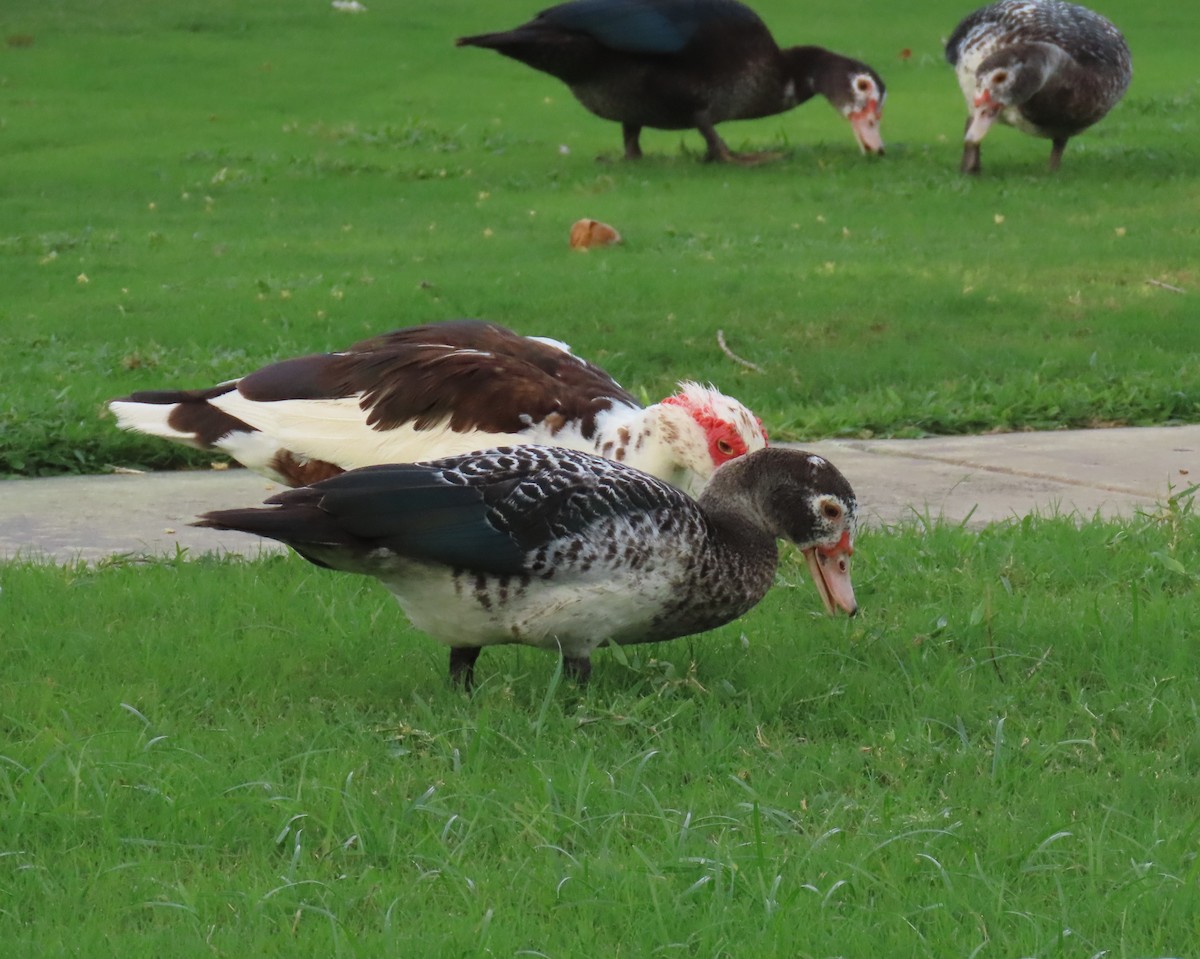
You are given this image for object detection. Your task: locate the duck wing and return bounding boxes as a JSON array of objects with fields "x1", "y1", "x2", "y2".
[
  {"x1": 538, "y1": 0, "x2": 763, "y2": 55},
  {"x1": 947, "y1": 1, "x2": 1128, "y2": 69},
  {"x1": 197, "y1": 446, "x2": 691, "y2": 576},
  {"x1": 233, "y1": 319, "x2": 639, "y2": 435}
]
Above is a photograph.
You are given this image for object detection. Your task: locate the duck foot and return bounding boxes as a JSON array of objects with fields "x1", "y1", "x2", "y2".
[
  {"x1": 727, "y1": 149, "x2": 784, "y2": 166},
  {"x1": 449, "y1": 646, "x2": 481, "y2": 690},
  {"x1": 700, "y1": 124, "x2": 737, "y2": 164},
  {"x1": 698, "y1": 119, "x2": 782, "y2": 165}
]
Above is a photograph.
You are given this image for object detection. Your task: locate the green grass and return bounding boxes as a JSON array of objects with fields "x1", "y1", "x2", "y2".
[
  {"x1": 4, "y1": 510, "x2": 1200, "y2": 955},
  {"x1": 3, "y1": 2, "x2": 1199, "y2": 953},
  {"x1": 1, "y1": 0, "x2": 1198, "y2": 475}
]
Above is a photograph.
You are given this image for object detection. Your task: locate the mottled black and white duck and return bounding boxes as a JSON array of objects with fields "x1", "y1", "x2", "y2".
[
  {"x1": 109, "y1": 320, "x2": 767, "y2": 497},
  {"x1": 196, "y1": 445, "x2": 858, "y2": 687},
  {"x1": 456, "y1": 0, "x2": 886, "y2": 162},
  {"x1": 946, "y1": 0, "x2": 1132, "y2": 173}
]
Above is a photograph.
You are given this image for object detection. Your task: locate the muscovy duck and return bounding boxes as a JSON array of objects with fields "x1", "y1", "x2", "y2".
[
  {"x1": 946, "y1": 0, "x2": 1132, "y2": 173},
  {"x1": 456, "y1": 0, "x2": 885, "y2": 162},
  {"x1": 196, "y1": 445, "x2": 858, "y2": 687},
  {"x1": 109, "y1": 320, "x2": 767, "y2": 498}
]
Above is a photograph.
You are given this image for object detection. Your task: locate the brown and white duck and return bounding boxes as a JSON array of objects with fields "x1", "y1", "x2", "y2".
[
  {"x1": 456, "y1": 0, "x2": 886, "y2": 162},
  {"x1": 196, "y1": 445, "x2": 859, "y2": 687},
  {"x1": 946, "y1": 0, "x2": 1132, "y2": 173},
  {"x1": 109, "y1": 320, "x2": 767, "y2": 498}
]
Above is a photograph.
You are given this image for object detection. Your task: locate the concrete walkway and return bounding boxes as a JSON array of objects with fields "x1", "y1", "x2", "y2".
[{"x1": 2, "y1": 425, "x2": 1198, "y2": 563}]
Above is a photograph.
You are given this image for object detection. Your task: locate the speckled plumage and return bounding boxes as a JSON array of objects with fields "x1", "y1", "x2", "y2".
[
  {"x1": 196, "y1": 446, "x2": 859, "y2": 687},
  {"x1": 946, "y1": 0, "x2": 1131, "y2": 172},
  {"x1": 109, "y1": 320, "x2": 766, "y2": 497},
  {"x1": 457, "y1": 0, "x2": 886, "y2": 161}
]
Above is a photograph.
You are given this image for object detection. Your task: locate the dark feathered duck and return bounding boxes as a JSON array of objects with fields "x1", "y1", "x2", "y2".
[
  {"x1": 109, "y1": 320, "x2": 766, "y2": 497},
  {"x1": 946, "y1": 0, "x2": 1131, "y2": 173},
  {"x1": 196, "y1": 445, "x2": 858, "y2": 688},
  {"x1": 456, "y1": 0, "x2": 886, "y2": 162}
]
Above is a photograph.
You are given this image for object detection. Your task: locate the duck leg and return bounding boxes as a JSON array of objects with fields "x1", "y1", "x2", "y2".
[
  {"x1": 562, "y1": 654, "x2": 592, "y2": 685},
  {"x1": 697, "y1": 120, "x2": 736, "y2": 163},
  {"x1": 449, "y1": 646, "x2": 481, "y2": 689},
  {"x1": 622, "y1": 122, "x2": 644, "y2": 160},
  {"x1": 1047, "y1": 136, "x2": 1068, "y2": 172}
]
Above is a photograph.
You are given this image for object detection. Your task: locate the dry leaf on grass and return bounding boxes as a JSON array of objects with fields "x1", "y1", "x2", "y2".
[{"x1": 569, "y1": 218, "x2": 621, "y2": 250}]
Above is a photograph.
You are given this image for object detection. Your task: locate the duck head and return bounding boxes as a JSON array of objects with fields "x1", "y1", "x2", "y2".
[
  {"x1": 646, "y1": 382, "x2": 768, "y2": 497},
  {"x1": 841, "y1": 68, "x2": 887, "y2": 155},
  {"x1": 966, "y1": 43, "x2": 1066, "y2": 144},
  {"x1": 703, "y1": 448, "x2": 859, "y2": 615}
]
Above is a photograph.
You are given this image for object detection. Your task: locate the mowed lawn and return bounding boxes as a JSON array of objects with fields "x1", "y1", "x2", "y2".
[
  {"x1": 0, "y1": 0, "x2": 1197, "y2": 474},
  {"x1": 4, "y1": 513, "x2": 1200, "y2": 956},
  {"x1": 2, "y1": 0, "x2": 1200, "y2": 955}
]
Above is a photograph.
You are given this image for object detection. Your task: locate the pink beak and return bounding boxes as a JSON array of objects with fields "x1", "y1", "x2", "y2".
[
  {"x1": 849, "y1": 100, "x2": 885, "y2": 156},
  {"x1": 966, "y1": 89, "x2": 1001, "y2": 145},
  {"x1": 803, "y1": 530, "x2": 858, "y2": 615}
]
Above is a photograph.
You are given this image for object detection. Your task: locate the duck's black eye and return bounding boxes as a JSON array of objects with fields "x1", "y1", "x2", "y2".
[
  {"x1": 716, "y1": 439, "x2": 735, "y2": 457},
  {"x1": 822, "y1": 502, "x2": 842, "y2": 520},
  {"x1": 993, "y1": 70, "x2": 1008, "y2": 84},
  {"x1": 856, "y1": 77, "x2": 871, "y2": 93}
]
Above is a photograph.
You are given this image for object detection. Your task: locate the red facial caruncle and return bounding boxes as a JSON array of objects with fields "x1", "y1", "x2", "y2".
[
  {"x1": 818, "y1": 529, "x2": 853, "y2": 560},
  {"x1": 662, "y1": 394, "x2": 768, "y2": 467},
  {"x1": 848, "y1": 98, "x2": 880, "y2": 125}
]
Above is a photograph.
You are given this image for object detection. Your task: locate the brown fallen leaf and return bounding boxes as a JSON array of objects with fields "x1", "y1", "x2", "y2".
[{"x1": 569, "y1": 218, "x2": 621, "y2": 250}]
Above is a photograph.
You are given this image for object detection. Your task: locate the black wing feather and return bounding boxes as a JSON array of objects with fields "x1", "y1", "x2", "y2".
[{"x1": 197, "y1": 447, "x2": 691, "y2": 576}]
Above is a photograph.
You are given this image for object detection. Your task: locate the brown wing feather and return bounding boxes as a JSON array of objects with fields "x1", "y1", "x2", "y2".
[{"x1": 237, "y1": 320, "x2": 641, "y2": 438}]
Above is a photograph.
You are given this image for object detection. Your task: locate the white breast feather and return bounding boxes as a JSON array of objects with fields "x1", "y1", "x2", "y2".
[{"x1": 379, "y1": 552, "x2": 680, "y2": 658}]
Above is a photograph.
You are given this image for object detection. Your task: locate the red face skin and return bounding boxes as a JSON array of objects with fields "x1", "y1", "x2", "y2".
[
  {"x1": 818, "y1": 529, "x2": 854, "y2": 560},
  {"x1": 848, "y1": 98, "x2": 883, "y2": 143},
  {"x1": 662, "y1": 395, "x2": 769, "y2": 468},
  {"x1": 701, "y1": 411, "x2": 769, "y2": 467}
]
